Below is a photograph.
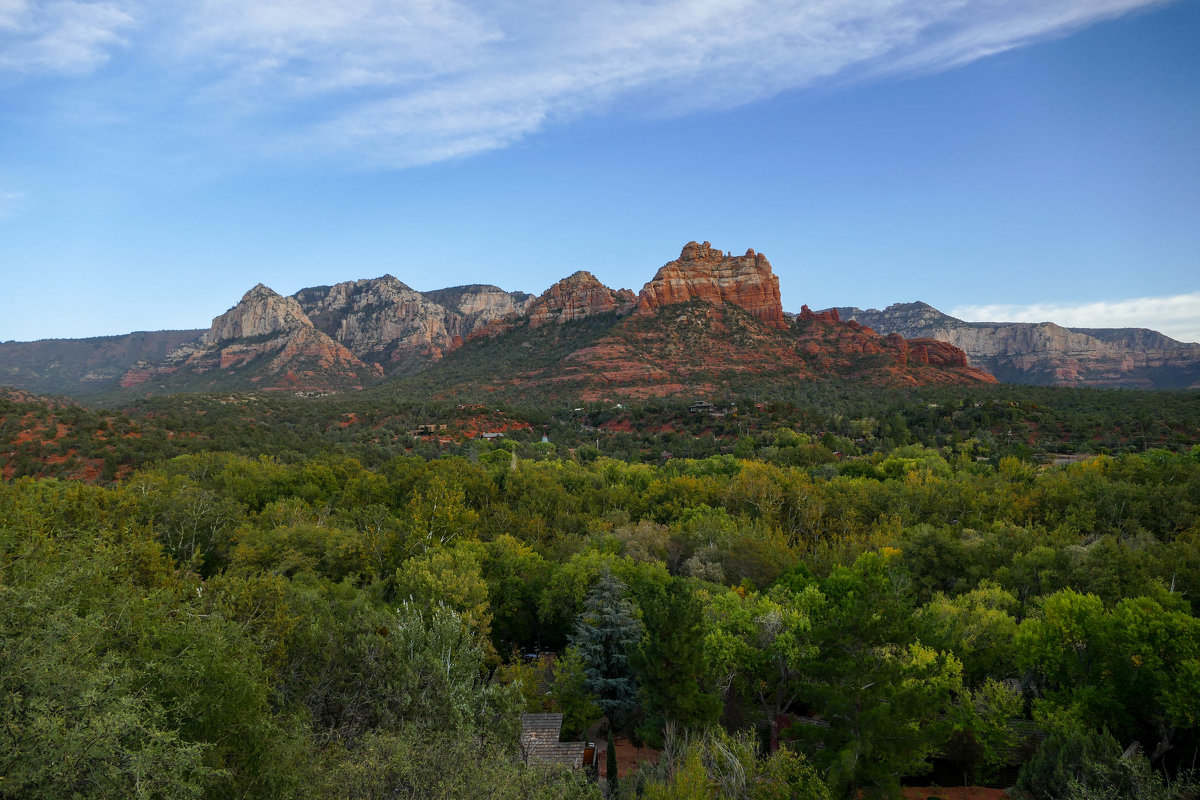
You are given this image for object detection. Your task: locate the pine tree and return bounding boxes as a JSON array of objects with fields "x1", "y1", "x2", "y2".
[
  {"x1": 630, "y1": 579, "x2": 720, "y2": 747},
  {"x1": 569, "y1": 570, "x2": 644, "y2": 731}
]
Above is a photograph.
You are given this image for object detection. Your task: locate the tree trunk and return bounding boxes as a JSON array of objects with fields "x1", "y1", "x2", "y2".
[{"x1": 606, "y1": 728, "x2": 619, "y2": 798}]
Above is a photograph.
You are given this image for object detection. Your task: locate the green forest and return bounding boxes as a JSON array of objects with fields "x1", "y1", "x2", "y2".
[{"x1": 2, "y1": 386, "x2": 1200, "y2": 799}]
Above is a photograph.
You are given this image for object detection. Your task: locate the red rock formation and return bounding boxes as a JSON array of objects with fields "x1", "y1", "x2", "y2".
[
  {"x1": 907, "y1": 337, "x2": 969, "y2": 368},
  {"x1": 886, "y1": 332, "x2": 908, "y2": 365},
  {"x1": 799, "y1": 304, "x2": 840, "y2": 323},
  {"x1": 637, "y1": 242, "x2": 786, "y2": 329},
  {"x1": 527, "y1": 271, "x2": 636, "y2": 328}
]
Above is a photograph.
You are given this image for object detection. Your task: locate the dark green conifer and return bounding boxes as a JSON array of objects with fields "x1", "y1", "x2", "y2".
[{"x1": 569, "y1": 570, "x2": 643, "y2": 731}]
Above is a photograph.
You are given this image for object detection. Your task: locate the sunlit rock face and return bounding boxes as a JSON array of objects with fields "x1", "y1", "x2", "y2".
[
  {"x1": 203, "y1": 284, "x2": 313, "y2": 344},
  {"x1": 294, "y1": 277, "x2": 536, "y2": 374},
  {"x1": 525, "y1": 271, "x2": 636, "y2": 328},
  {"x1": 122, "y1": 283, "x2": 381, "y2": 391},
  {"x1": 637, "y1": 241, "x2": 786, "y2": 330}
]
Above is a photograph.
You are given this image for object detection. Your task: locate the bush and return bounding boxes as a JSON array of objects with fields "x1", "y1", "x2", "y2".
[{"x1": 1014, "y1": 727, "x2": 1124, "y2": 800}]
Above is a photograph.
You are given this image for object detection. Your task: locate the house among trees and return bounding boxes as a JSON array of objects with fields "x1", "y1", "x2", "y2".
[
  {"x1": 688, "y1": 400, "x2": 737, "y2": 417},
  {"x1": 519, "y1": 713, "x2": 595, "y2": 770}
]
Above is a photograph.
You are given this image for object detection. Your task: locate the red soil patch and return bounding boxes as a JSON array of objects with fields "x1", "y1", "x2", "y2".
[
  {"x1": 901, "y1": 788, "x2": 1008, "y2": 800},
  {"x1": 599, "y1": 735, "x2": 660, "y2": 780},
  {"x1": 601, "y1": 419, "x2": 634, "y2": 433},
  {"x1": 13, "y1": 428, "x2": 38, "y2": 444},
  {"x1": 454, "y1": 415, "x2": 534, "y2": 440}
]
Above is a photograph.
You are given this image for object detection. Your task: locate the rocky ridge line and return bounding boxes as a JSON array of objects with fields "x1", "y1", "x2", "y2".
[
  {"x1": 122, "y1": 285, "x2": 381, "y2": 391},
  {"x1": 834, "y1": 302, "x2": 1200, "y2": 389}
]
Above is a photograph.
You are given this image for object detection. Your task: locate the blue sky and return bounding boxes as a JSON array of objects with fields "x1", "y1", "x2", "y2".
[{"x1": 1, "y1": 0, "x2": 1197, "y2": 343}]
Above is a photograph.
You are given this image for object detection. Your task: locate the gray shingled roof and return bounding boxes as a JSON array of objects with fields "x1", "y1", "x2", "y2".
[{"x1": 520, "y1": 713, "x2": 589, "y2": 768}]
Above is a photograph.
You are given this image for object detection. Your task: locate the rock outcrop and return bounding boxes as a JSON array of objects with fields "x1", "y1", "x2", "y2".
[
  {"x1": 526, "y1": 271, "x2": 637, "y2": 328},
  {"x1": 204, "y1": 284, "x2": 313, "y2": 344},
  {"x1": 413, "y1": 243, "x2": 995, "y2": 400},
  {"x1": 295, "y1": 276, "x2": 452, "y2": 374},
  {"x1": 421, "y1": 284, "x2": 536, "y2": 340},
  {"x1": 294, "y1": 278, "x2": 536, "y2": 374},
  {"x1": 637, "y1": 242, "x2": 786, "y2": 329},
  {"x1": 835, "y1": 302, "x2": 1200, "y2": 388},
  {"x1": 799, "y1": 304, "x2": 840, "y2": 324},
  {"x1": 122, "y1": 284, "x2": 381, "y2": 391}
]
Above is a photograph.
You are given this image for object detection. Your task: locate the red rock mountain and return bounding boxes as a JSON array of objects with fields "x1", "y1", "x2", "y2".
[
  {"x1": 417, "y1": 242, "x2": 994, "y2": 400},
  {"x1": 637, "y1": 242, "x2": 786, "y2": 329},
  {"x1": 21, "y1": 242, "x2": 999, "y2": 399}
]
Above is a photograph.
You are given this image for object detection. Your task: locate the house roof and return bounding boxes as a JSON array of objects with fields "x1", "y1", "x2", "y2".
[{"x1": 519, "y1": 713, "x2": 589, "y2": 768}]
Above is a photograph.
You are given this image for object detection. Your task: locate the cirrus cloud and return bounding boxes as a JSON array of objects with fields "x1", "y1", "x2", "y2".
[
  {"x1": 0, "y1": 0, "x2": 135, "y2": 74},
  {"x1": 0, "y1": 0, "x2": 1179, "y2": 166}
]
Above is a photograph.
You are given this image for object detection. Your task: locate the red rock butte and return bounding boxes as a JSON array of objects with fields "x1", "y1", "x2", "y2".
[
  {"x1": 637, "y1": 241, "x2": 786, "y2": 329},
  {"x1": 527, "y1": 271, "x2": 637, "y2": 328}
]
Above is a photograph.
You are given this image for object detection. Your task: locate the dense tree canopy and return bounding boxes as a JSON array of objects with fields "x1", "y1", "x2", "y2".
[{"x1": 2, "y1": 385, "x2": 1199, "y2": 798}]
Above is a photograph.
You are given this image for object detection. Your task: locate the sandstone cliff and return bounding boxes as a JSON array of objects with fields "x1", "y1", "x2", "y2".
[
  {"x1": 293, "y1": 278, "x2": 536, "y2": 374},
  {"x1": 637, "y1": 242, "x2": 786, "y2": 329},
  {"x1": 122, "y1": 284, "x2": 381, "y2": 392},
  {"x1": 294, "y1": 276, "x2": 452, "y2": 374},
  {"x1": 834, "y1": 302, "x2": 1200, "y2": 389},
  {"x1": 5, "y1": 245, "x2": 1021, "y2": 400},
  {"x1": 204, "y1": 284, "x2": 314, "y2": 344},
  {"x1": 420, "y1": 284, "x2": 535, "y2": 340},
  {"x1": 409, "y1": 243, "x2": 994, "y2": 401},
  {"x1": 526, "y1": 271, "x2": 636, "y2": 328}
]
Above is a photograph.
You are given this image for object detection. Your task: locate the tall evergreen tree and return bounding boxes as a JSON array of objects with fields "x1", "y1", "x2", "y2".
[
  {"x1": 630, "y1": 579, "x2": 720, "y2": 747},
  {"x1": 569, "y1": 570, "x2": 644, "y2": 731}
]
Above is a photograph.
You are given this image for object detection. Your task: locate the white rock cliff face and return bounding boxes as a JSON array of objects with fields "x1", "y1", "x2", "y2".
[
  {"x1": 295, "y1": 276, "x2": 453, "y2": 371},
  {"x1": 436, "y1": 285, "x2": 536, "y2": 339},
  {"x1": 122, "y1": 283, "x2": 380, "y2": 390},
  {"x1": 294, "y1": 277, "x2": 536, "y2": 373},
  {"x1": 203, "y1": 284, "x2": 314, "y2": 344}
]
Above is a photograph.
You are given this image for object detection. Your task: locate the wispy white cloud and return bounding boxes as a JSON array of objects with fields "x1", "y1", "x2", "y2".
[
  {"x1": 0, "y1": 1, "x2": 135, "y2": 73},
  {"x1": 951, "y1": 291, "x2": 1200, "y2": 344},
  {"x1": 0, "y1": 0, "x2": 1177, "y2": 165}
]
